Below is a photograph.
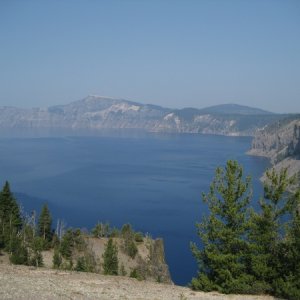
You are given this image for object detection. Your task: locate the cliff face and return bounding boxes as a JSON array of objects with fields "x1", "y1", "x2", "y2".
[
  {"x1": 248, "y1": 115, "x2": 300, "y2": 182},
  {"x1": 249, "y1": 116, "x2": 300, "y2": 162},
  {"x1": 0, "y1": 96, "x2": 286, "y2": 136},
  {"x1": 134, "y1": 238, "x2": 171, "y2": 284}
]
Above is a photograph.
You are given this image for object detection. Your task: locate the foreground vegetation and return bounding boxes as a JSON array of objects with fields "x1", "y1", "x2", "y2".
[
  {"x1": 1, "y1": 160, "x2": 299, "y2": 298},
  {"x1": 0, "y1": 183, "x2": 148, "y2": 279},
  {"x1": 191, "y1": 160, "x2": 300, "y2": 299}
]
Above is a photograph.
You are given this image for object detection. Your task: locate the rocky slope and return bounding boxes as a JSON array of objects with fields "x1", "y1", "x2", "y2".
[
  {"x1": 41, "y1": 236, "x2": 172, "y2": 284},
  {"x1": 0, "y1": 264, "x2": 276, "y2": 300},
  {"x1": 0, "y1": 95, "x2": 286, "y2": 136},
  {"x1": 248, "y1": 115, "x2": 300, "y2": 182}
]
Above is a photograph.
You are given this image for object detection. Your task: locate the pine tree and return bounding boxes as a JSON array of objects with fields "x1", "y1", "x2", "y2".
[
  {"x1": 59, "y1": 229, "x2": 74, "y2": 259},
  {"x1": 121, "y1": 223, "x2": 138, "y2": 258},
  {"x1": 121, "y1": 223, "x2": 133, "y2": 237},
  {"x1": 247, "y1": 168, "x2": 297, "y2": 294},
  {"x1": 29, "y1": 236, "x2": 44, "y2": 267},
  {"x1": 190, "y1": 160, "x2": 253, "y2": 294},
  {"x1": 102, "y1": 238, "x2": 118, "y2": 275},
  {"x1": 272, "y1": 189, "x2": 300, "y2": 299},
  {"x1": 38, "y1": 203, "x2": 52, "y2": 248},
  {"x1": 75, "y1": 257, "x2": 85, "y2": 272},
  {"x1": 92, "y1": 222, "x2": 110, "y2": 238},
  {"x1": 9, "y1": 231, "x2": 28, "y2": 265},
  {"x1": 52, "y1": 247, "x2": 62, "y2": 269},
  {"x1": 0, "y1": 181, "x2": 22, "y2": 249}
]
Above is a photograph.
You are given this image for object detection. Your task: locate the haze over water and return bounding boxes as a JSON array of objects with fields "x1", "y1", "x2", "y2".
[{"x1": 0, "y1": 132, "x2": 269, "y2": 284}]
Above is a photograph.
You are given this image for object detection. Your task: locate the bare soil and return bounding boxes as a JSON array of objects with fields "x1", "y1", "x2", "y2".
[{"x1": 0, "y1": 263, "x2": 276, "y2": 300}]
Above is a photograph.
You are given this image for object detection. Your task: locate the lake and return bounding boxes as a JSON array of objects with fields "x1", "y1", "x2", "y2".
[{"x1": 0, "y1": 131, "x2": 269, "y2": 285}]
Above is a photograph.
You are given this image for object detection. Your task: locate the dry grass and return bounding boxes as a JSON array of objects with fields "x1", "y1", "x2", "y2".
[{"x1": 0, "y1": 263, "x2": 276, "y2": 300}]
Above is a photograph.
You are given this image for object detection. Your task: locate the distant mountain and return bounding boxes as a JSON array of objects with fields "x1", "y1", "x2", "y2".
[
  {"x1": 197, "y1": 103, "x2": 273, "y2": 115},
  {"x1": 0, "y1": 95, "x2": 288, "y2": 136}
]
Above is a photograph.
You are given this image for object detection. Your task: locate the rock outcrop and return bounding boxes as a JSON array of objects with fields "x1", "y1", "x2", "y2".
[
  {"x1": 248, "y1": 115, "x2": 300, "y2": 183},
  {"x1": 41, "y1": 235, "x2": 172, "y2": 284},
  {"x1": 134, "y1": 238, "x2": 171, "y2": 284}
]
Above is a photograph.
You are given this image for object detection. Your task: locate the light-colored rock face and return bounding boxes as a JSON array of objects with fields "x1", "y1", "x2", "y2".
[
  {"x1": 249, "y1": 117, "x2": 300, "y2": 163},
  {"x1": 249, "y1": 116, "x2": 300, "y2": 184},
  {"x1": 0, "y1": 96, "x2": 286, "y2": 136}
]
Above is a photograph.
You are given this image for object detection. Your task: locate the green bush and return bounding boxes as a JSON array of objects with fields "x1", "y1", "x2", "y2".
[
  {"x1": 134, "y1": 232, "x2": 144, "y2": 243},
  {"x1": 125, "y1": 239, "x2": 138, "y2": 259},
  {"x1": 130, "y1": 268, "x2": 143, "y2": 281},
  {"x1": 29, "y1": 237, "x2": 44, "y2": 267},
  {"x1": 52, "y1": 248, "x2": 62, "y2": 269},
  {"x1": 9, "y1": 234, "x2": 28, "y2": 266}
]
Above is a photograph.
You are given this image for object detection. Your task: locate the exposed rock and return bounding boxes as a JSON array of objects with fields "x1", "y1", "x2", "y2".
[
  {"x1": 135, "y1": 238, "x2": 172, "y2": 284},
  {"x1": 248, "y1": 115, "x2": 300, "y2": 183},
  {"x1": 42, "y1": 236, "x2": 172, "y2": 284},
  {"x1": 0, "y1": 96, "x2": 288, "y2": 136}
]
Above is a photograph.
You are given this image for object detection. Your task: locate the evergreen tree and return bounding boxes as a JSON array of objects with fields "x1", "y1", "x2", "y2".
[
  {"x1": 92, "y1": 222, "x2": 110, "y2": 238},
  {"x1": 247, "y1": 168, "x2": 298, "y2": 294},
  {"x1": 102, "y1": 238, "x2": 118, "y2": 275},
  {"x1": 272, "y1": 189, "x2": 300, "y2": 299},
  {"x1": 75, "y1": 257, "x2": 85, "y2": 272},
  {"x1": 9, "y1": 231, "x2": 28, "y2": 265},
  {"x1": 53, "y1": 247, "x2": 62, "y2": 269},
  {"x1": 29, "y1": 236, "x2": 44, "y2": 267},
  {"x1": 58, "y1": 229, "x2": 85, "y2": 263},
  {"x1": 0, "y1": 181, "x2": 22, "y2": 249},
  {"x1": 75, "y1": 254, "x2": 96, "y2": 273},
  {"x1": 121, "y1": 223, "x2": 138, "y2": 258},
  {"x1": 121, "y1": 223, "x2": 133, "y2": 237},
  {"x1": 124, "y1": 238, "x2": 138, "y2": 259},
  {"x1": 190, "y1": 160, "x2": 253, "y2": 294},
  {"x1": 59, "y1": 229, "x2": 74, "y2": 259},
  {"x1": 38, "y1": 203, "x2": 52, "y2": 248}
]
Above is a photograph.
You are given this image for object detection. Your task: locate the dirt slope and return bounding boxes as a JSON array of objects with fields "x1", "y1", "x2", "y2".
[{"x1": 0, "y1": 264, "x2": 276, "y2": 300}]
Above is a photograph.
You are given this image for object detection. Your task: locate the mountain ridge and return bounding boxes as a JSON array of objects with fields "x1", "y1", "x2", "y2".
[
  {"x1": 195, "y1": 103, "x2": 273, "y2": 115},
  {"x1": 0, "y1": 96, "x2": 288, "y2": 136},
  {"x1": 50, "y1": 95, "x2": 274, "y2": 115}
]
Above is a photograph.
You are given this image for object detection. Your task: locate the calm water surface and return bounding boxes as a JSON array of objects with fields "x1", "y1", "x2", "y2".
[{"x1": 0, "y1": 132, "x2": 269, "y2": 285}]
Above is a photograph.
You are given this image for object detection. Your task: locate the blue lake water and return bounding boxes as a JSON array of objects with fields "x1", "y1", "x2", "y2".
[{"x1": 0, "y1": 132, "x2": 269, "y2": 285}]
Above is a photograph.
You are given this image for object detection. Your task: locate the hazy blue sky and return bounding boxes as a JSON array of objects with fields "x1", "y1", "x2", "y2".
[{"x1": 0, "y1": 0, "x2": 299, "y2": 113}]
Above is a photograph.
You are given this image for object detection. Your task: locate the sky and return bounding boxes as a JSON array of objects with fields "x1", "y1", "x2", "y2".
[{"x1": 0, "y1": 0, "x2": 299, "y2": 113}]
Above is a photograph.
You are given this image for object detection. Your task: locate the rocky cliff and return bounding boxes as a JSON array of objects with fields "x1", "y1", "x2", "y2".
[
  {"x1": 40, "y1": 235, "x2": 172, "y2": 284},
  {"x1": 0, "y1": 95, "x2": 286, "y2": 136},
  {"x1": 248, "y1": 115, "x2": 300, "y2": 182}
]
